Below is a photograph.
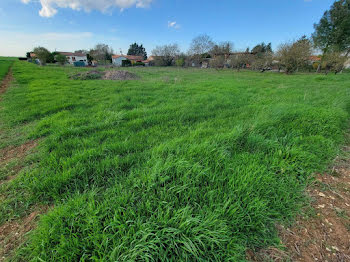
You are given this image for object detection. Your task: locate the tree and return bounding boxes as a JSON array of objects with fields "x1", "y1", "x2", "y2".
[
  {"x1": 89, "y1": 44, "x2": 114, "y2": 64},
  {"x1": 322, "y1": 52, "x2": 347, "y2": 74},
  {"x1": 55, "y1": 54, "x2": 67, "y2": 65},
  {"x1": 209, "y1": 42, "x2": 234, "y2": 68},
  {"x1": 251, "y1": 42, "x2": 272, "y2": 57},
  {"x1": 188, "y1": 34, "x2": 214, "y2": 66},
  {"x1": 127, "y1": 43, "x2": 147, "y2": 60},
  {"x1": 312, "y1": 0, "x2": 350, "y2": 55},
  {"x1": 210, "y1": 55, "x2": 225, "y2": 70},
  {"x1": 276, "y1": 36, "x2": 312, "y2": 74},
  {"x1": 229, "y1": 53, "x2": 253, "y2": 71},
  {"x1": 152, "y1": 44, "x2": 180, "y2": 66},
  {"x1": 33, "y1": 46, "x2": 51, "y2": 65}
]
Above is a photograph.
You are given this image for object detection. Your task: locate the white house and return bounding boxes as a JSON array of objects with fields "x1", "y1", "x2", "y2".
[
  {"x1": 59, "y1": 52, "x2": 88, "y2": 65},
  {"x1": 112, "y1": 55, "x2": 143, "y2": 66}
]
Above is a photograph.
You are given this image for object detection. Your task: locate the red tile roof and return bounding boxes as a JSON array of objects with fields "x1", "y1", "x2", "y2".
[
  {"x1": 112, "y1": 54, "x2": 143, "y2": 61},
  {"x1": 309, "y1": 55, "x2": 321, "y2": 61}
]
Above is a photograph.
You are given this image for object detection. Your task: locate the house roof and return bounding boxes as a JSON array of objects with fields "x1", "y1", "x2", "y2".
[
  {"x1": 58, "y1": 52, "x2": 86, "y2": 57},
  {"x1": 112, "y1": 54, "x2": 143, "y2": 61},
  {"x1": 309, "y1": 55, "x2": 321, "y2": 61}
]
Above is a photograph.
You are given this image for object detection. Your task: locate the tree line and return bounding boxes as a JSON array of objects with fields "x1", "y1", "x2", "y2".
[{"x1": 29, "y1": 0, "x2": 349, "y2": 74}]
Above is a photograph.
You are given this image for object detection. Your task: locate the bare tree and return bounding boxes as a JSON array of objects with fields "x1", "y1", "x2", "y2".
[
  {"x1": 89, "y1": 44, "x2": 114, "y2": 64},
  {"x1": 210, "y1": 55, "x2": 225, "y2": 70},
  {"x1": 229, "y1": 52, "x2": 254, "y2": 71},
  {"x1": 276, "y1": 36, "x2": 312, "y2": 74},
  {"x1": 152, "y1": 44, "x2": 180, "y2": 66},
  {"x1": 188, "y1": 34, "x2": 214, "y2": 66},
  {"x1": 251, "y1": 52, "x2": 273, "y2": 72}
]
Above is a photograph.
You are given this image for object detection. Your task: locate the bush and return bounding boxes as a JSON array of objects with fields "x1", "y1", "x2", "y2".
[
  {"x1": 133, "y1": 62, "x2": 145, "y2": 67},
  {"x1": 55, "y1": 54, "x2": 67, "y2": 66},
  {"x1": 122, "y1": 60, "x2": 132, "y2": 67},
  {"x1": 175, "y1": 58, "x2": 185, "y2": 67}
]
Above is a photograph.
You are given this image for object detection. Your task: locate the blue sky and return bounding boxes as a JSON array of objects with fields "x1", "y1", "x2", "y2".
[{"x1": 0, "y1": 0, "x2": 335, "y2": 56}]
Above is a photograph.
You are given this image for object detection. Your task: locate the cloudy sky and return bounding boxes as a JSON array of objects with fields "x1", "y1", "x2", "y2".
[{"x1": 0, "y1": 0, "x2": 335, "y2": 56}]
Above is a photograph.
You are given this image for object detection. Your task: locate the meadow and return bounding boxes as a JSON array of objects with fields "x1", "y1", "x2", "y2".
[{"x1": 1, "y1": 61, "x2": 350, "y2": 261}]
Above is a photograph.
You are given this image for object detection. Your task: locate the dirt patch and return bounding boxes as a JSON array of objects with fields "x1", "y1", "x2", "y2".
[
  {"x1": 70, "y1": 70, "x2": 139, "y2": 81},
  {"x1": 70, "y1": 70, "x2": 103, "y2": 80},
  {"x1": 102, "y1": 70, "x2": 139, "y2": 80},
  {"x1": 0, "y1": 140, "x2": 38, "y2": 165},
  {"x1": 248, "y1": 143, "x2": 350, "y2": 262},
  {"x1": 0, "y1": 69, "x2": 13, "y2": 97},
  {"x1": 0, "y1": 205, "x2": 50, "y2": 261}
]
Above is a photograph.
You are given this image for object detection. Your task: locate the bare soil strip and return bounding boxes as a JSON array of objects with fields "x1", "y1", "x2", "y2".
[
  {"x1": 0, "y1": 69, "x2": 13, "y2": 97},
  {"x1": 0, "y1": 206, "x2": 49, "y2": 261},
  {"x1": 248, "y1": 140, "x2": 350, "y2": 262},
  {"x1": 280, "y1": 153, "x2": 350, "y2": 262},
  {"x1": 0, "y1": 69, "x2": 48, "y2": 261}
]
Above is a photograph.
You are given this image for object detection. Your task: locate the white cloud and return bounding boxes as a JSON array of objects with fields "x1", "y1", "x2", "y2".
[
  {"x1": 168, "y1": 21, "x2": 180, "y2": 29},
  {"x1": 22, "y1": 0, "x2": 153, "y2": 17}
]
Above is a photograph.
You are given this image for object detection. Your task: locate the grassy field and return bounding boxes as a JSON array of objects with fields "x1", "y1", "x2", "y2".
[
  {"x1": 0, "y1": 58, "x2": 14, "y2": 83},
  {"x1": 1, "y1": 61, "x2": 350, "y2": 261}
]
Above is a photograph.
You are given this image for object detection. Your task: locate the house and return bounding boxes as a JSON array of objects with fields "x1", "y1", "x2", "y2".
[
  {"x1": 112, "y1": 55, "x2": 144, "y2": 66},
  {"x1": 142, "y1": 56, "x2": 156, "y2": 66},
  {"x1": 58, "y1": 52, "x2": 88, "y2": 65},
  {"x1": 309, "y1": 55, "x2": 321, "y2": 66}
]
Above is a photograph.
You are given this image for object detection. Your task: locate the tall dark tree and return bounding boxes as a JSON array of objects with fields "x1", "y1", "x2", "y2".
[
  {"x1": 312, "y1": 0, "x2": 350, "y2": 55},
  {"x1": 251, "y1": 42, "x2": 272, "y2": 57},
  {"x1": 127, "y1": 43, "x2": 147, "y2": 60}
]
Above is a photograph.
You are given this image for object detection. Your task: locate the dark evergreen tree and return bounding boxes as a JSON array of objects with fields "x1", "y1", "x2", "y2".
[{"x1": 127, "y1": 43, "x2": 147, "y2": 60}]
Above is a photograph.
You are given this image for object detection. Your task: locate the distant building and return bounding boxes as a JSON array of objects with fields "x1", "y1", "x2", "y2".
[
  {"x1": 142, "y1": 56, "x2": 156, "y2": 66},
  {"x1": 58, "y1": 52, "x2": 88, "y2": 65},
  {"x1": 112, "y1": 55, "x2": 144, "y2": 66}
]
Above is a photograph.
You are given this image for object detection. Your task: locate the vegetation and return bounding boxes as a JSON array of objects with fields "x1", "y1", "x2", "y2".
[
  {"x1": 0, "y1": 59, "x2": 13, "y2": 81},
  {"x1": 89, "y1": 44, "x2": 114, "y2": 64},
  {"x1": 127, "y1": 43, "x2": 148, "y2": 60},
  {"x1": 1, "y1": 61, "x2": 350, "y2": 260},
  {"x1": 312, "y1": 0, "x2": 350, "y2": 54},
  {"x1": 152, "y1": 44, "x2": 180, "y2": 66},
  {"x1": 276, "y1": 36, "x2": 312, "y2": 74},
  {"x1": 33, "y1": 47, "x2": 51, "y2": 65},
  {"x1": 55, "y1": 54, "x2": 68, "y2": 65}
]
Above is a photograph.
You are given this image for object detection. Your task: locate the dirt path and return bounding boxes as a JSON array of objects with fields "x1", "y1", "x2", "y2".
[
  {"x1": 0, "y1": 69, "x2": 13, "y2": 97},
  {"x1": 0, "y1": 69, "x2": 48, "y2": 261},
  {"x1": 248, "y1": 137, "x2": 350, "y2": 262},
  {"x1": 279, "y1": 146, "x2": 350, "y2": 262}
]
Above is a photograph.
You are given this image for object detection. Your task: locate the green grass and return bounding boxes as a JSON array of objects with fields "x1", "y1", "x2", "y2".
[
  {"x1": 1, "y1": 62, "x2": 350, "y2": 261},
  {"x1": 0, "y1": 58, "x2": 14, "y2": 82}
]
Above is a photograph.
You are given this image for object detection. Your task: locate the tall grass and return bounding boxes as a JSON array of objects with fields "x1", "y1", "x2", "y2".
[
  {"x1": 0, "y1": 58, "x2": 14, "y2": 81},
  {"x1": 1, "y1": 62, "x2": 349, "y2": 261}
]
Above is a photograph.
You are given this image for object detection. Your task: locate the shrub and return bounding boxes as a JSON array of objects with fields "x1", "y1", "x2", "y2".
[
  {"x1": 175, "y1": 58, "x2": 185, "y2": 67},
  {"x1": 122, "y1": 60, "x2": 132, "y2": 67},
  {"x1": 133, "y1": 62, "x2": 145, "y2": 67},
  {"x1": 55, "y1": 54, "x2": 67, "y2": 66}
]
